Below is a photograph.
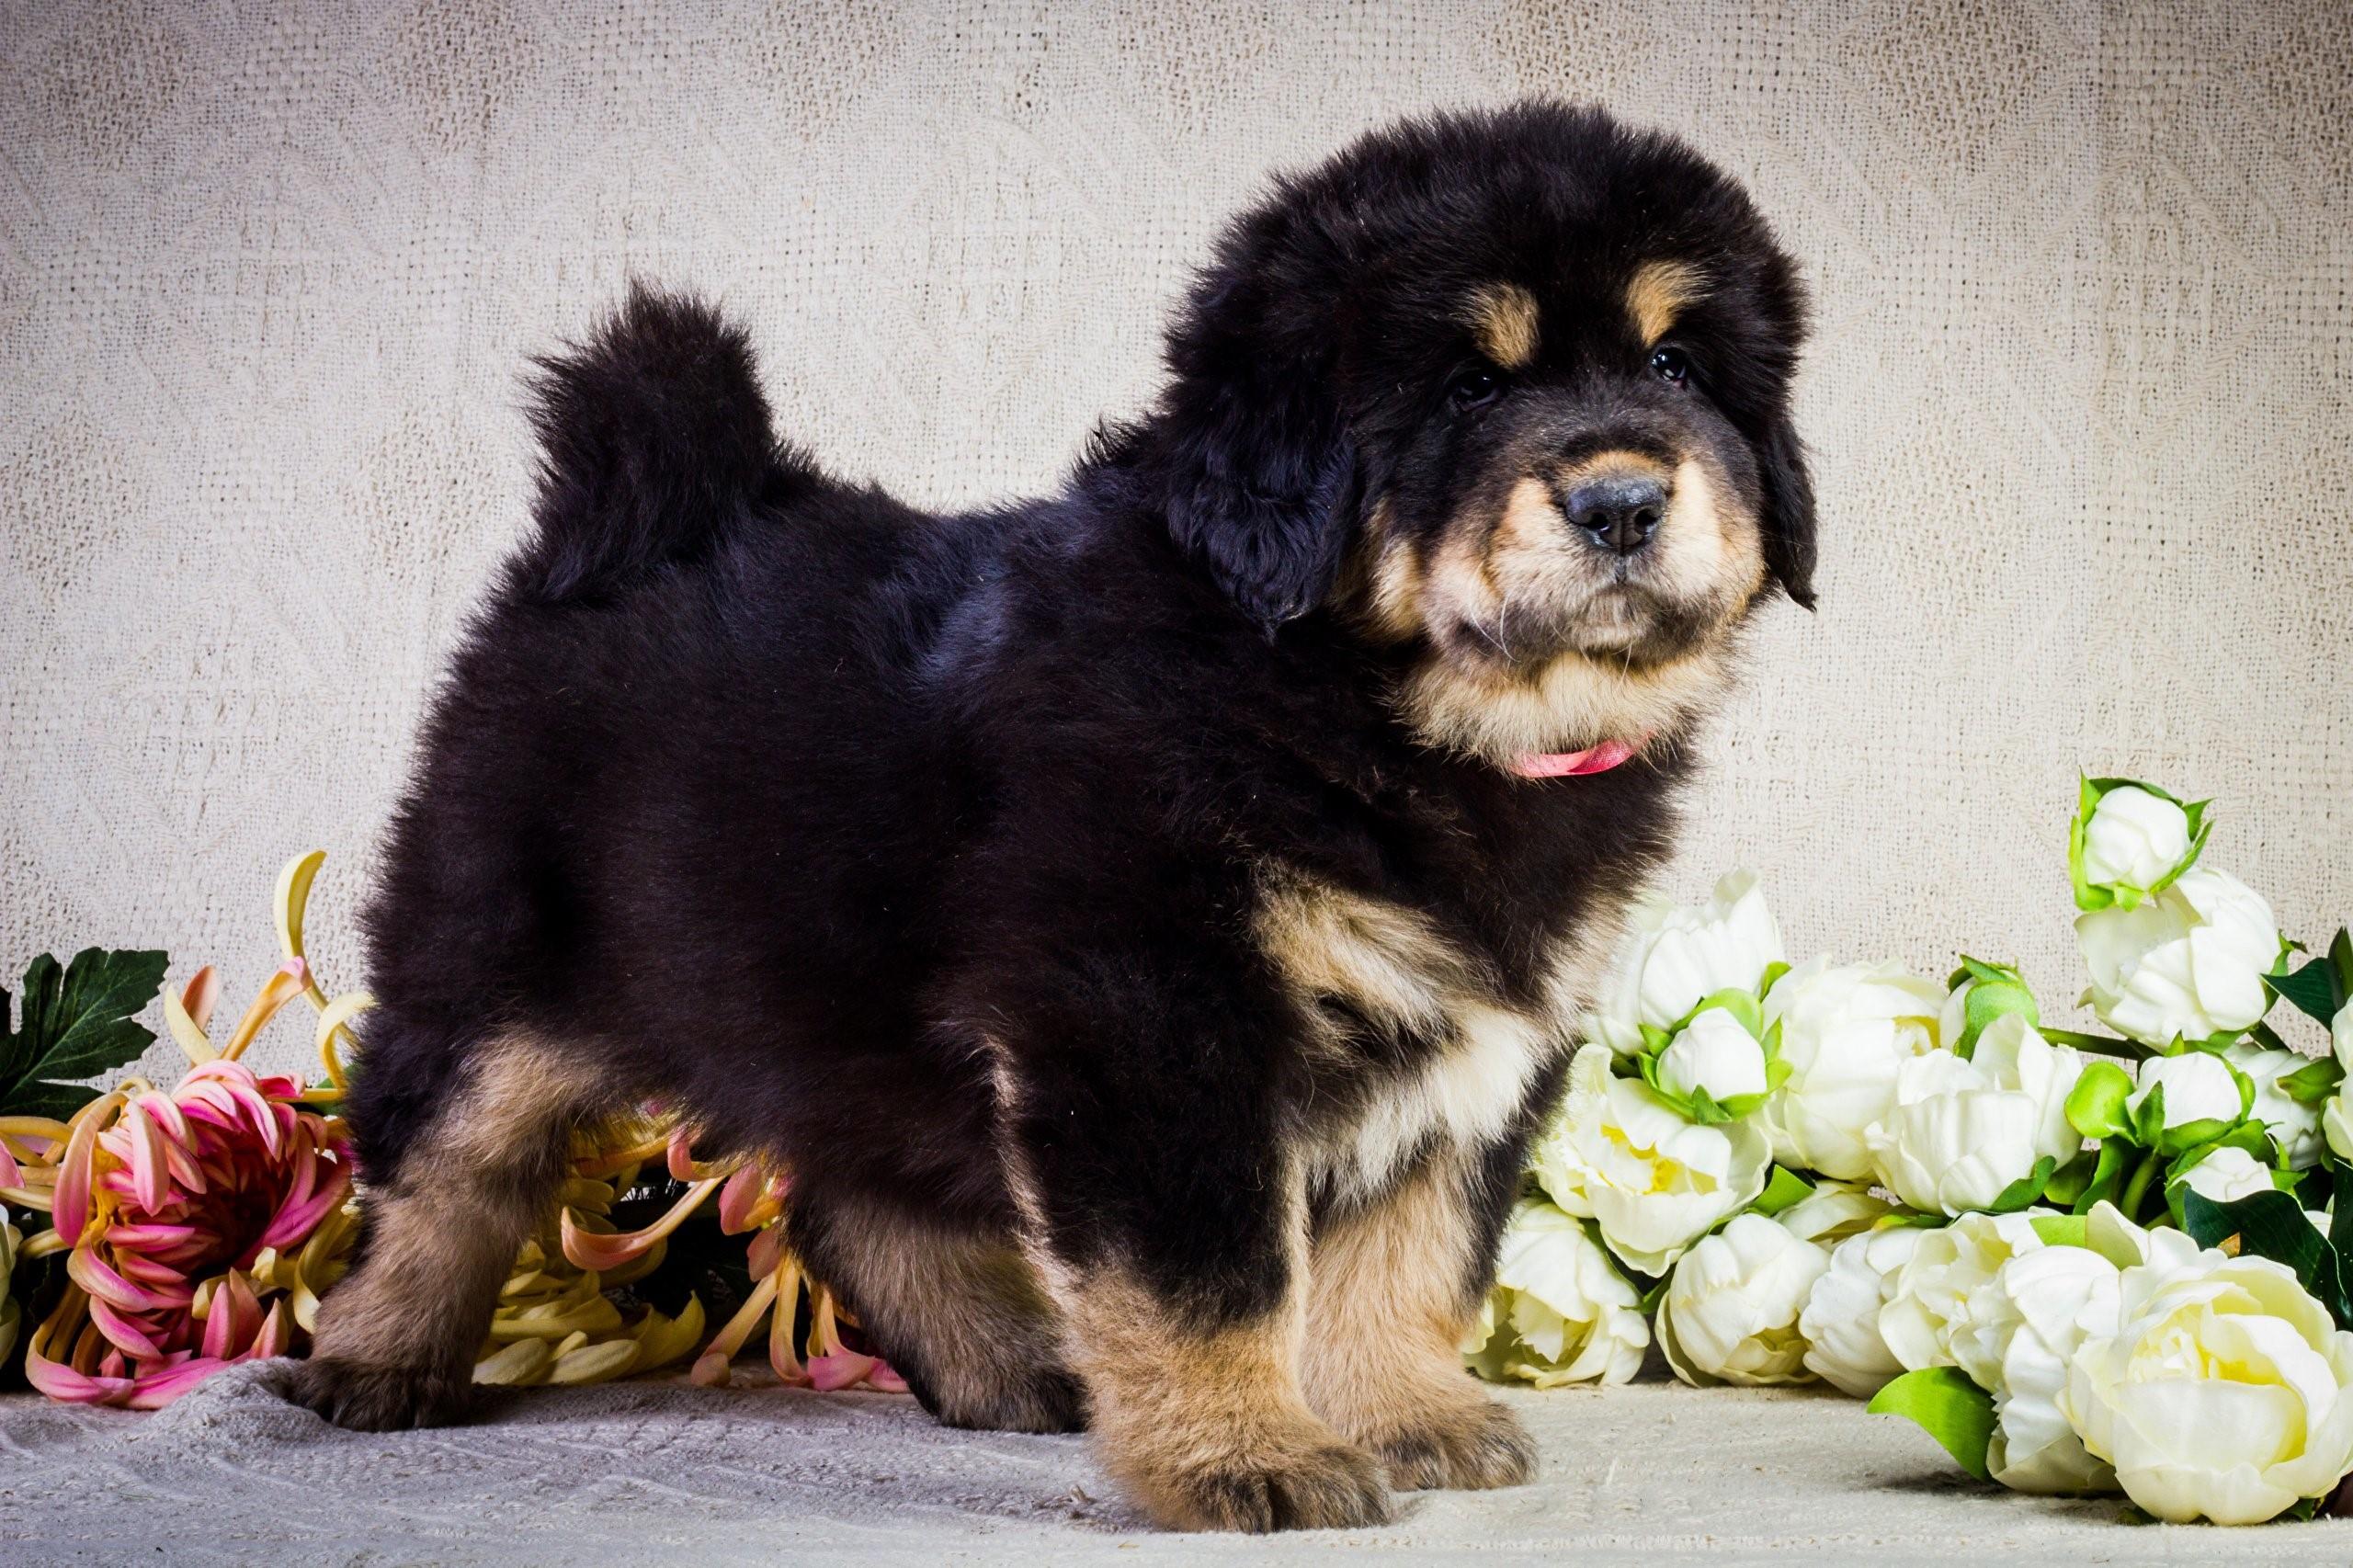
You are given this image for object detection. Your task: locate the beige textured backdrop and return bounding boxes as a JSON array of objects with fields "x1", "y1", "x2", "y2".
[{"x1": 3, "y1": 0, "x2": 2347, "y2": 1084}]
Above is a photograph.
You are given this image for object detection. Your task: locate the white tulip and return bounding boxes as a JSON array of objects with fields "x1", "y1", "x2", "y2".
[
  {"x1": 1799, "y1": 1224, "x2": 1925, "y2": 1398},
  {"x1": 1879, "y1": 1209, "x2": 2052, "y2": 1381},
  {"x1": 2077, "y1": 784, "x2": 2192, "y2": 894},
  {"x1": 2076, "y1": 868, "x2": 2280, "y2": 1048},
  {"x1": 2227, "y1": 1040, "x2": 2325, "y2": 1170},
  {"x1": 1463, "y1": 1199, "x2": 1648, "y2": 1388},
  {"x1": 1655, "y1": 1006, "x2": 1768, "y2": 1102},
  {"x1": 1534, "y1": 1046, "x2": 1771, "y2": 1276},
  {"x1": 2064, "y1": 1246, "x2": 2353, "y2": 1523},
  {"x1": 2125, "y1": 1049, "x2": 2249, "y2": 1145},
  {"x1": 1656, "y1": 1212, "x2": 1829, "y2": 1388},
  {"x1": 1978, "y1": 1245, "x2": 2124, "y2": 1494},
  {"x1": 2175, "y1": 1144, "x2": 2277, "y2": 1204},
  {"x1": 1757, "y1": 960, "x2": 1944, "y2": 1182},
  {"x1": 1588, "y1": 869, "x2": 1784, "y2": 1054},
  {"x1": 1864, "y1": 1015, "x2": 2086, "y2": 1216},
  {"x1": 2326, "y1": 1000, "x2": 2353, "y2": 1165}
]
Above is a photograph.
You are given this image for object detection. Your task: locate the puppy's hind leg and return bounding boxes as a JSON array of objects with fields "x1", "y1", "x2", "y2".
[
  {"x1": 288, "y1": 1022, "x2": 615, "y2": 1430},
  {"x1": 790, "y1": 1192, "x2": 1086, "y2": 1434}
]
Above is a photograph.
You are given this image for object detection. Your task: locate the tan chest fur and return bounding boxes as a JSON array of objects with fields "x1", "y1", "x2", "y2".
[{"x1": 1254, "y1": 874, "x2": 1627, "y2": 1202}]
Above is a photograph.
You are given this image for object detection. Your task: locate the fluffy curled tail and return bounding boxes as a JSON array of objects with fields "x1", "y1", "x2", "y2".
[{"x1": 510, "y1": 285, "x2": 791, "y2": 603}]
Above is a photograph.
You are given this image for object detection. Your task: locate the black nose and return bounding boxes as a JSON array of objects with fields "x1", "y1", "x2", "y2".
[{"x1": 1560, "y1": 476, "x2": 1666, "y2": 555}]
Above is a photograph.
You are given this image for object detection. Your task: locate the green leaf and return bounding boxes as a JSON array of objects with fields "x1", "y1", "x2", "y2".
[
  {"x1": 2331, "y1": 928, "x2": 2353, "y2": 1011},
  {"x1": 2131, "y1": 1080, "x2": 2167, "y2": 1150},
  {"x1": 2036, "y1": 1027, "x2": 2143, "y2": 1058},
  {"x1": 0, "y1": 949, "x2": 168, "y2": 1119},
  {"x1": 2182, "y1": 1188, "x2": 2353, "y2": 1330},
  {"x1": 2269, "y1": 960, "x2": 2343, "y2": 1027},
  {"x1": 1753, "y1": 1165, "x2": 1815, "y2": 1217},
  {"x1": 1868, "y1": 1367, "x2": 1996, "y2": 1483},
  {"x1": 2066, "y1": 1139, "x2": 2131, "y2": 1215},
  {"x1": 2065, "y1": 1060, "x2": 2136, "y2": 1140},
  {"x1": 1987, "y1": 1154, "x2": 2058, "y2": 1213},
  {"x1": 2279, "y1": 1056, "x2": 2345, "y2": 1107},
  {"x1": 1944, "y1": 956, "x2": 2039, "y2": 1059}
]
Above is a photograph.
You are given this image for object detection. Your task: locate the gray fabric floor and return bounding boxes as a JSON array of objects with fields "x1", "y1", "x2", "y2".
[{"x1": 0, "y1": 1363, "x2": 2342, "y2": 1565}]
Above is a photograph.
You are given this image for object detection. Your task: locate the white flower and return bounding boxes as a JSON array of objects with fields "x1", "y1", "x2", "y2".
[
  {"x1": 1864, "y1": 1015, "x2": 2086, "y2": 1216},
  {"x1": 1656, "y1": 1212, "x2": 1829, "y2": 1388},
  {"x1": 2064, "y1": 1244, "x2": 2353, "y2": 1523},
  {"x1": 1978, "y1": 1244, "x2": 2124, "y2": 1494},
  {"x1": 2227, "y1": 1041, "x2": 2325, "y2": 1170},
  {"x1": 2176, "y1": 1144, "x2": 2279, "y2": 1204},
  {"x1": 1773, "y1": 1179, "x2": 1897, "y2": 1246},
  {"x1": 1588, "y1": 869, "x2": 1783, "y2": 1054},
  {"x1": 1757, "y1": 960, "x2": 1944, "y2": 1182},
  {"x1": 1880, "y1": 1209, "x2": 2052, "y2": 1381},
  {"x1": 1534, "y1": 1047, "x2": 1771, "y2": 1276},
  {"x1": 2076, "y1": 868, "x2": 2280, "y2": 1048},
  {"x1": 2326, "y1": 1000, "x2": 2353, "y2": 1165},
  {"x1": 2125, "y1": 1049, "x2": 2250, "y2": 1146},
  {"x1": 1463, "y1": 1200, "x2": 1648, "y2": 1388},
  {"x1": 1655, "y1": 1006, "x2": 1768, "y2": 1102},
  {"x1": 1799, "y1": 1224, "x2": 1926, "y2": 1397},
  {"x1": 2077, "y1": 784, "x2": 2192, "y2": 894}
]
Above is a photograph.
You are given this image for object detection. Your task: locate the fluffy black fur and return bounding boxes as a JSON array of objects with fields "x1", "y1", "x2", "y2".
[{"x1": 306, "y1": 102, "x2": 1813, "y2": 1515}]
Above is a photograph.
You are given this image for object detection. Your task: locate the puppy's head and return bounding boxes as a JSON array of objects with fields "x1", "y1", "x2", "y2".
[{"x1": 1150, "y1": 102, "x2": 1813, "y2": 767}]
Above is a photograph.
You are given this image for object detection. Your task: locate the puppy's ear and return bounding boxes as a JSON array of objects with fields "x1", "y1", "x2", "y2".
[
  {"x1": 1757, "y1": 415, "x2": 1816, "y2": 609},
  {"x1": 1154, "y1": 222, "x2": 1358, "y2": 633}
]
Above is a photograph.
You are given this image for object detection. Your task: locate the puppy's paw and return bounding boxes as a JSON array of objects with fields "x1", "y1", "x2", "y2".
[
  {"x1": 925, "y1": 1366, "x2": 1090, "y2": 1435},
  {"x1": 1371, "y1": 1396, "x2": 1537, "y2": 1492},
  {"x1": 284, "y1": 1357, "x2": 474, "y2": 1432},
  {"x1": 1141, "y1": 1429, "x2": 1392, "y2": 1533}
]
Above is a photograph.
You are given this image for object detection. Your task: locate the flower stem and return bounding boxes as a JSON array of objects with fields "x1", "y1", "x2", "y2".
[{"x1": 2119, "y1": 1147, "x2": 2165, "y2": 1221}]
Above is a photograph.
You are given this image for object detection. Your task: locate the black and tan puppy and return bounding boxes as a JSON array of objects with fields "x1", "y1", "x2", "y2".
[{"x1": 290, "y1": 101, "x2": 1813, "y2": 1531}]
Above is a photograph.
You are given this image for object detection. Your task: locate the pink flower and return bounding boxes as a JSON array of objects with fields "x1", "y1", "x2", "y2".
[{"x1": 26, "y1": 966, "x2": 353, "y2": 1408}]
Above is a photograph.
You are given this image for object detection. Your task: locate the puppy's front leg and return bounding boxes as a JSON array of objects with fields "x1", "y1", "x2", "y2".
[
  {"x1": 1301, "y1": 1146, "x2": 1537, "y2": 1491},
  {"x1": 993, "y1": 1031, "x2": 1389, "y2": 1531}
]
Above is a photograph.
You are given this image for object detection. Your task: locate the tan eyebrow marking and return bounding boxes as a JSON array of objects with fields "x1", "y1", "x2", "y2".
[
  {"x1": 1462, "y1": 283, "x2": 1540, "y2": 369},
  {"x1": 1626, "y1": 260, "x2": 1707, "y2": 344}
]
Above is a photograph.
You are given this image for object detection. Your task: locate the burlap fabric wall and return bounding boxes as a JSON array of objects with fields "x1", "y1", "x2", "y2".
[{"x1": 4, "y1": 1, "x2": 2347, "y2": 1084}]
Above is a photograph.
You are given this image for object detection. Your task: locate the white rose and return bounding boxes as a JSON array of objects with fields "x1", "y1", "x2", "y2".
[
  {"x1": 1589, "y1": 869, "x2": 1784, "y2": 1054},
  {"x1": 2227, "y1": 1041, "x2": 2325, "y2": 1170},
  {"x1": 2326, "y1": 1000, "x2": 2353, "y2": 1165},
  {"x1": 1463, "y1": 1200, "x2": 1648, "y2": 1388},
  {"x1": 2125, "y1": 1049, "x2": 2250, "y2": 1145},
  {"x1": 1655, "y1": 1006, "x2": 1768, "y2": 1103},
  {"x1": 1864, "y1": 1016, "x2": 2086, "y2": 1216},
  {"x1": 2064, "y1": 1246, "x2": 2353, "y2": 1523},
  {"x1": 1656, "y1": 1212, "x2": 1829, "y2": 1388},
  {"x1": 2076, "y1": 868, "x2": 2280, "y2": 1048},
  {"x1": 1534, "y1": 1047, "x2": 1771, "y2": 1276},
  {"x1": 2078, "y1": 784, "x2": 2192, "y2": 894},
  {"x1": 1757, "y1": 960, "x2": 1944, "y2": 1182},
  {"x1": 1799, "y1": 1224, "x2": 1925, "y2": 1398},
  {"x1": 1879, "y1": 1209, "x2": 2051, "y2": 1382},
  {"x1": 1978, "y1": 1244, "x2": 2124, "y2": 1494},
  {"x1": 2175, "y1": 1144, "x2": 2278, "y2": 1205}
]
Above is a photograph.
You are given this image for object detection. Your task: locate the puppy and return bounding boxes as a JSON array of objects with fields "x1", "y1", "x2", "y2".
[{"x1": 290, "y1": 100, "x2": 1813, "y2": 1532}]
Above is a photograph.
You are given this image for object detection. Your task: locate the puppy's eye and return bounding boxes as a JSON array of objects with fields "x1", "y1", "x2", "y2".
[
  {"x1": 1649, "y1": 346, "x2": 1690, "y2": 384},
  {"x1": 1448, "y1": 368, "x2": 1503, "y2": 411}
]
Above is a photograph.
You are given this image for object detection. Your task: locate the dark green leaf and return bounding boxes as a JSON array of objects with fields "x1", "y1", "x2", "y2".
[
  {"x1": 2269, "y1": 960, "x2": 2343, "y2": 1027},
  {"x1": 0, "y1": 949, "x2": 168, "y2": 1119},
  {"x1": 2330, "y1": 929, "x2": 2353, "y2": 1011},
  {"x1": 2038, "y1": 1028, "x2": 2143, "y2": 1058},
  {"x1": 1868, "y1": 1367, "x2": 1996, "y2": 1483},
  {"x1": 2182, "y1": 1187, "x2": 2353, "y2": 1329}
]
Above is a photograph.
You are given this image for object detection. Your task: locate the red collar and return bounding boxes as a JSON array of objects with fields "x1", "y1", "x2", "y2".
[{"x1": 1507, "y1": 735, "x2": 1646, "y2": 779}]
